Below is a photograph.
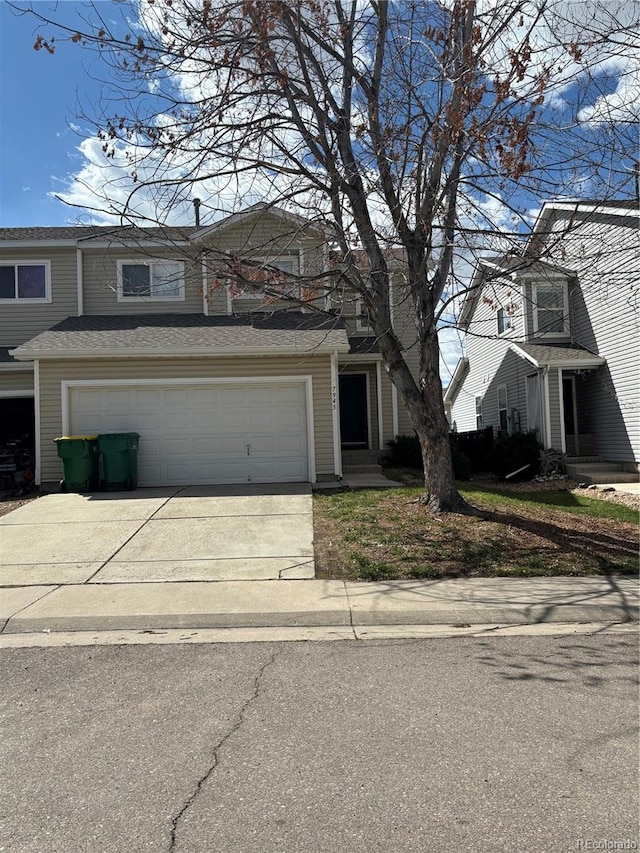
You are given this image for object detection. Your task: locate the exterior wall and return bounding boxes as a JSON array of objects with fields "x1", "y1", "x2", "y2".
[
  {"x1": 81, "y1": 247, "x2": 204, "y2": 315},
  {"x1": 0, "y1": 369, "x2": 35, "y2": 394},
  {"x1": 547, "y1": 368, "x2": 562, "y2": 449},
  {"x1": 0, "y1": 247, "x2": 78, "y2": 346},
  {"x1": 212, "y1": 214, "x2": 327, "y2": 315},
  {"x1": 38, "y1": 354, "x2": 335, "y2": 484},
  {"x1": 543, "y1": 211, "x2": 640, "y2": 462},
  {"x1": 451, "y1": 277, "x2": 525, "y2": 434}
]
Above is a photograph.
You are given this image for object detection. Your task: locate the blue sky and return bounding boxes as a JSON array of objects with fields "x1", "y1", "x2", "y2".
[{"x1": 0, "y1": 1, "x2": 108, "y2": 226}]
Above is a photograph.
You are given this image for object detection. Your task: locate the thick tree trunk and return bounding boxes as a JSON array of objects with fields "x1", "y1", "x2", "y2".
[{"x1": 407, "y1": 326, "x2": 474, "y2": 514}]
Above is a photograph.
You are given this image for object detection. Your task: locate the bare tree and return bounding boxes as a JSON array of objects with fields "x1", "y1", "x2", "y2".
[{"x1": 18, "y1": 0, "x2": 639, "y2": 511}]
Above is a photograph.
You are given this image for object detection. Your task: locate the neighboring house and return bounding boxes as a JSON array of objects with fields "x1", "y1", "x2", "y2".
[
  {"x1": 447, "y1": 199, "x2": 639, "y2": 482},
  {"x1": 1, "y1": 204, "x2": 416, "y2": 488}
]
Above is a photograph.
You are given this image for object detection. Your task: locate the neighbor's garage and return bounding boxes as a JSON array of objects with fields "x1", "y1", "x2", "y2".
[{"x1": 68, "y1": 381, "x2": 310, "y2": 486}]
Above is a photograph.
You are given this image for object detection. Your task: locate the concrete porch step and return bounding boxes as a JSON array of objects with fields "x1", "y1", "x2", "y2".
[
  {"x1": 564, "y1": 456, "x2": 605, "y2": 464},
  {"x1": 342, "y1": 464, "x2": 383, "y2": 475},
  {"x1": 564, "y1": 458, "x2": 639, "y2": 485},
  {"x1": 572, "y1": 472, "x2": 640, "y2": 485}
]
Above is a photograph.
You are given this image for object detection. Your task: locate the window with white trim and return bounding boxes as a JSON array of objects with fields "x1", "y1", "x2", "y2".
[
  {"x1": 355, "y1": 294, "x2": 372, "y2": 331},
  {"x1": 0, "y1": 261, "x2": 51, "y2": 303},
  {"x1": 497, "y1": 307, "x2": 512, "y2": 335},
  {"x1": 117, "y1": 260, "x2": 184, "y2": 301},
  {"x1": 533, "y1": 282, "x2": 569, "y2": 337},
  {"x1": 498, "y1": 385, "x2": 508, "y2": 433},
  {"x1": 475, "y1": 396, "x2": 483, "y2": 430},
  {"x1": 236, "y1": 255, "x2": 300, "y2": 299}
]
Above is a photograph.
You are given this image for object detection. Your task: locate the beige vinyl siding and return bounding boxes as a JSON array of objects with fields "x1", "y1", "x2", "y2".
[
  {"x1": 451, "y1": 277, "x2": 524, "y2": 433},
  {"x1": 38, "y1": 355, "x2": 334, "y2": 484},
  {"x1": 0, "y1": 369, "x2": 34, "y2": 394},
  {"x1": 212, "y1": 214, "x2": 327, "y2": 314},
  {"x1": 0, "y1": 247, "x2": 78, "y2": 346},
  {"x1": 81, "y1": 248, "x2": 204, "y2": 314},
  {"x1": 392, "y1": 275, "x2": 420, "y2": 437},
  {"x1": 544, "y1": 211, "x2": 639, "y2": 462},
  {"x1": 379, "y1": 369, "x2": 394, "y2": 445}
]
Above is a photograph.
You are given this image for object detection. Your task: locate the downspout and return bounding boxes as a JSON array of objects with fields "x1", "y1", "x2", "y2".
[
  {"x1": 202, "y1": 261, "x2": 209, "y2": 316},
  {"x1": 76, "y1": 249, "x2": 83, "y2": 316},
  {"x1": 331, "y1": 350, "x2": 342, "y2": 479},
  {"x1": 542, "y1": 366, "x2": 553, "y2": 450},
  {"x1": 391, "y1": 382, "x2": 399, "y2": 439},
  {"x1": 558, "y1": 368, "x2": 566, "y2": 454},
  {"x1": 376, "y1": 361, "x2": 384, "y2": 452},
  {"x1": 34, "y1": 359, "x2": 41, "y2": 485}
]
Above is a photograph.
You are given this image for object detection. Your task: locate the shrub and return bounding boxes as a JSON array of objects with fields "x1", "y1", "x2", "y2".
[
  {"x1": 386, "y1": 434, "x2": 471, "y2": 480},
  {"x1": 489, "y1": 431, "x2": 542, "y2": 480}
]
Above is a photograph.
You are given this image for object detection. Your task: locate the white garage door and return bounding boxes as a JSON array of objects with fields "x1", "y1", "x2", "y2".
[{"x1": 69, "y1": 381, "x2": 309, "y2": 486}]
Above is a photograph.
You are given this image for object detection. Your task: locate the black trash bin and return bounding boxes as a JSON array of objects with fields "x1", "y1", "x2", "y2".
[
  {"x1": 54, "y1": 435, "x2": 99, "y2": 492},
  {"x1": 98, "y1": 432, "x2": 140, "y2": 491}
]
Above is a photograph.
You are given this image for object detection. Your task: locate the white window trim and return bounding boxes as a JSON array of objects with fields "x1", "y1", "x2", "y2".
[
  {"x1": 532, "y1": 281, "x2": 570, "y2": 339},
  {"x1": 233, "y1": 255, "x2": 300, "y2": 300},
  {"x1": 355, "y1": 294, "x2": 373, "y2": 332},
  {"x1": 496, "y1": 306, "x2": 512, "y2": 336},
  {"x1": 0, "y1": 260, "x2": 52, "y2": 304},
  {"x1": 116, "y1": 259, "x2": 185, "y2": 303},
  {"x1": 475, "y1": 396, "x2": 483, "y2": 430}
]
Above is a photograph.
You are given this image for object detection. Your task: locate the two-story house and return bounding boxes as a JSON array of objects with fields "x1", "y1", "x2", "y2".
[
  {"x1": 447, "y1": 199, "x2": 639, "y2": 483},
  {"x1": 1, "y1": 203, "x2": 416, "y2": 489}
]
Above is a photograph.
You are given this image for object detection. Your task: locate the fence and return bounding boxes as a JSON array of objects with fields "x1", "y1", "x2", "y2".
[{"x1": 451, "y1": 426, "x2": 494, "y2": 473}]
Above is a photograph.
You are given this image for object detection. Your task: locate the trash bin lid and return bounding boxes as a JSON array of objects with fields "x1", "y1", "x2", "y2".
[{"x1": 54, "y1": 435, "x2": 98, "y2": 441}]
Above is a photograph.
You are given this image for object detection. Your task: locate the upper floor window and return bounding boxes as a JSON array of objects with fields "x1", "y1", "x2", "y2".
[
  {"x1": 497, "y1": 307, "x2": 512, "y2": 335},
  {"x1": 117, "y1": 260, "x2": 184, "y2": 301},
  {"x1": 234, "y1": 255, "x2": 300, "y2": 299},
  {"x1": 0, "y1": 261, "x2": 51, "y2": 303},
  {"x1": 355, "y1": 294, "x2": 373, "y2": 331},
  {"x1": 533, "y1": 282, "x2": 569, "y2": 337}
]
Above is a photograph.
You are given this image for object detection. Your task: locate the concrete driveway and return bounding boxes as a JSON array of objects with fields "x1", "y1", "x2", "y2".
[{"x1": 0, "y1": 484, "x2": 314, "y2": 585}]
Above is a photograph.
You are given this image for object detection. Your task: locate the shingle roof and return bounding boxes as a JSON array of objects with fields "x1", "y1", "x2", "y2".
[
  {"x1": 510, "y1": 342, "x2": 605, "y2": 369},
  {"x1": 347, "y1": 336, "x2": 381, "y2": 355},
  {"x1": 0, "y1": 226, "x2": 198, "y2": 243},
  {"x1": 10, "y1": 312, "x2": 350, "y2": 358}
]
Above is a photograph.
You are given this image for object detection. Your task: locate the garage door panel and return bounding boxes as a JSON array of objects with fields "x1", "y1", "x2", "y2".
[{"x1": 70, "y1": 381, "x2": 308, "y2": 487}]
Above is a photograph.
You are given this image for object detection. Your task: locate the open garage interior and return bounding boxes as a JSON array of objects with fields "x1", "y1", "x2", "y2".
[
  {"x1": 0, "y1": 396, "x2": 35, "y2": 490},
  {"x1": 66, "y1": 380, "x2": 313, "y2": 487}
]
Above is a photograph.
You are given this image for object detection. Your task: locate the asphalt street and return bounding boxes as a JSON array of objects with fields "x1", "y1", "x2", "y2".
[{"x1": 1, "y1": 634, "x2": 638, "y2": 853}]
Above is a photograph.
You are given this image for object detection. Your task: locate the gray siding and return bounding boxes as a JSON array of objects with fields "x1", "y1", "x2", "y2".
[
  {"x1": 544, "y1": 211, "x2": 639, "y2": 462},
  {"x1": 38, "y1": 354, "x2": 335, "y2": 484},
  {"x1": 451, "y1": 277, "x2": 525, "y2": 433},
  {"x1": 0, "y1": 247, "x2": 78, "y2": 346}
]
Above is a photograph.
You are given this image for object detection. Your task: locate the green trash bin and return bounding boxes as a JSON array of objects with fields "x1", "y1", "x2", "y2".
[
  {"x1": 98, "y1": 432, "x2": 140, "y2": 491},
  {"x1": 54, "y1": 435, "x2": 100, "y2": 493}
]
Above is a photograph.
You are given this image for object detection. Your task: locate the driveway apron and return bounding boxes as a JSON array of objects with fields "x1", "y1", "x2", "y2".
[{"x1": 0, "y1": 484, "x2": 315, "y2": 585}]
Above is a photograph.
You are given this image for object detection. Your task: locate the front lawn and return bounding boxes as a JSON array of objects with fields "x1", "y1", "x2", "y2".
[{"x1": 313, "y1": 482, "x2": 639, "y2": 581}]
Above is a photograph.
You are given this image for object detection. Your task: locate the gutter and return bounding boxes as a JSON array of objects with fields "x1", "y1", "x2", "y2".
[{"x1": 9, "y1": 344, "x2": 351, "y2": 361}]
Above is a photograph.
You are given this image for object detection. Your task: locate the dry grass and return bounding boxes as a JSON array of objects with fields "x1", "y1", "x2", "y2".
[{"x1": 314, "y1": 475, "x2": 639, "y2": 581}]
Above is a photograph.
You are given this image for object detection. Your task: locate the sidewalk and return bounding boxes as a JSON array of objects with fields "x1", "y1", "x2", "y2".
[{"x1": 1, "y1": 576, "x2": 637, "y2": 637}]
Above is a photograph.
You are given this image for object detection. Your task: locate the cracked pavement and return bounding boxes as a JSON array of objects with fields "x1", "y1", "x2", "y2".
[{"x1": 1, "y1": 635, "x2": 638, "y2": 853}]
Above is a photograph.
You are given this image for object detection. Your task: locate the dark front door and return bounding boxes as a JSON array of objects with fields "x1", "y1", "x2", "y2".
[{"x1": 339, "y1": 373, "x2": 369, "y2": 448}]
